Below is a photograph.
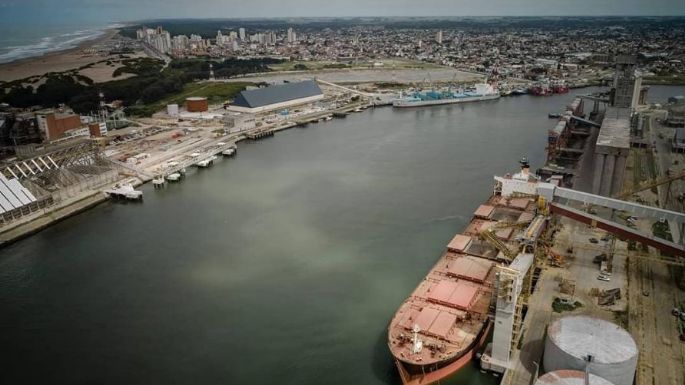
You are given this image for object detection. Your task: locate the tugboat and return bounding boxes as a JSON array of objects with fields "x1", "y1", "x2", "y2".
[{"x1": 530, "y1": 83, "x2": 552, "y2": 96}]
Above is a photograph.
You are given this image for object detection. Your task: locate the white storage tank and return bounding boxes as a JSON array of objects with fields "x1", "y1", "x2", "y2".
[
  {"x1": 167, "y1": 104, "x2": 179, "y2": 117},
  {"x1": 536, "y1": 370, "x2": 616, "y2": 385},
  {"x1": 543, "y1": 316, "x2": 638, "y2": 385}
]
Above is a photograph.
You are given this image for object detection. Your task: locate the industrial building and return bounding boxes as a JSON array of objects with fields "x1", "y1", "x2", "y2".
[
  {"x1": 0, "y1": 173, "x2": 38, "y2": 222},
  {"x1": 227, "y1": 80, "x2": 324, "y2": 114},
  {"x1": 591, "y1": 107, "x2": 631, "y2": 196},
  {"x1": 673, "y1": 127, "x2": 685, "y2": 153},
  {"x1": 543, "y1": 315, "x2": 638, "y2": 385},
  {"x1": 590, "y1": 55, "x2": 639, "y2": 196},
  {"x1": 36, "y1": 111, "x2": 83, "y2": 141},
  {"x1": 223, "y1": 112, "x2": 256, "y2": 133}
]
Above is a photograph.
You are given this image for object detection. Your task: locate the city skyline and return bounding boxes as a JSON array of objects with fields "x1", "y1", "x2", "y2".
[{"x1": 1, "y1": 0, "x2": 685, "y2": 24}]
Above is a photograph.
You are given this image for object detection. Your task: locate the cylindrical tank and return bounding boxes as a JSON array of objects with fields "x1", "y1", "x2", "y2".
[
  {"x1": 536, "y1": 370, "x2": 616, "y2": 385},
  {"x1": 167, "y1": 104, "x2": 179, "y2": 116},
  {"x1": 543, "y1": 315, "x2": 638, "y2": 385},
  {"x1": 186, "y1": 97, "x2": 208, "y2": 112}
]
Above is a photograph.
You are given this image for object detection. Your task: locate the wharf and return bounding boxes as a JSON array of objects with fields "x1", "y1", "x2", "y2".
[{"x1": 153, "y1": 141, "x2": 239, "y2": 179}]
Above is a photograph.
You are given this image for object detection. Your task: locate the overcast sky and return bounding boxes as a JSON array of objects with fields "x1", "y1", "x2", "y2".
[{"x1": 1, "y1": 0, "x2": 684, "y2": 24}]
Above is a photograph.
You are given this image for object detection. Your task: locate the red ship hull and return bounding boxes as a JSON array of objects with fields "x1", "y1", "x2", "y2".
[{"x1": 394, "y1": 320, "x2": 492, "y2": 385}]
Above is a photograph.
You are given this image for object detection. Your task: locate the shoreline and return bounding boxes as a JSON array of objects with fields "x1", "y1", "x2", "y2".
[{"x1": 0, "y1": 28, "x2": 120, "y2": 83}]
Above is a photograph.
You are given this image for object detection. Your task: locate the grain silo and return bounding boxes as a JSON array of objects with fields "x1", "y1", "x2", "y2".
[
  {"x1": 536, "y1": 370, "x2": 616, "y2": 385},
  {"x1": 543, "y1": 316, "x2": 638, "y2": 385}
]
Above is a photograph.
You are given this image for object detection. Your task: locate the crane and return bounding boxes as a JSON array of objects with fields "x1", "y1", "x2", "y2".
[{"x1": 614, "y1": 169, "x2": 685, "y2": 200}]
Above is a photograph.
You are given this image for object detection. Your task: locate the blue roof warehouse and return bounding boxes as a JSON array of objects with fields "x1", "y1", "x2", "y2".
[{"x1": 227, "y1": 80, "x2": 325, "y2": 113}]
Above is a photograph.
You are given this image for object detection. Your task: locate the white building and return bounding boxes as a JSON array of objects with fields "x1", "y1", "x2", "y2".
[{"x1": 287, "y1": 28, "x2": 297, "y2": 44}]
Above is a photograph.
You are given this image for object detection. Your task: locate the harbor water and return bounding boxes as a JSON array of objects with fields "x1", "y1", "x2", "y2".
[{"x1": 1, "y1": 86, "x2": 683, "y2": 385}]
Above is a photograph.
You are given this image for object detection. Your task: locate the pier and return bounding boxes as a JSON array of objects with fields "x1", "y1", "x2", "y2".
[{"x1": 103, "y1": 184, "x2": 143, "y2": 201}]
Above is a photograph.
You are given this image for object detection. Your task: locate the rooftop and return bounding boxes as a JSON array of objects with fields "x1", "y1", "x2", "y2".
[
  {"x1": 596, "y1": 107, "x2": 631, "y2": 152},
  {"x1": 231, "y1": 80, "x2": 323, "y2": 108}
]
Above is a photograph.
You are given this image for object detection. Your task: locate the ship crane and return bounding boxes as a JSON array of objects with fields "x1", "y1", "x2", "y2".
[{"x1": 480, "y1": 228, "x2": 519, "y2": 261}]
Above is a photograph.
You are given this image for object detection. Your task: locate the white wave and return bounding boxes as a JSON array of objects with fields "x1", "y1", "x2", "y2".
[{"x1": 0, "y1": 29, "x2": 106, "y2": 64}]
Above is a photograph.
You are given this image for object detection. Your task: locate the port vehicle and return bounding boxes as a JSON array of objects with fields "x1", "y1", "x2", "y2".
[{"x1": 393, "y1": 83, "x2": 500, "y2": 108}]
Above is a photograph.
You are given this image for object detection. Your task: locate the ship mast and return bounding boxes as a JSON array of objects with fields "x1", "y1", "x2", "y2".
[{"x1": 412, "y1": 324, "x2": 423, "y2": 354}]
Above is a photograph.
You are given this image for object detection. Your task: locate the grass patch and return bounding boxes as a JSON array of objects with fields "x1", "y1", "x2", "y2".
[
  {"x1": 136, "y1": 81, "x2": 253, "y2": 116},
  {"x1": 552, "y1": 297, "x2": 583, "y2": 313}
]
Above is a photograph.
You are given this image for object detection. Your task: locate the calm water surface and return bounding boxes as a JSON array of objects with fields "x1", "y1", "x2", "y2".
[{"x1": 1, "y1": 86, "x2": 683, "y2": 385}]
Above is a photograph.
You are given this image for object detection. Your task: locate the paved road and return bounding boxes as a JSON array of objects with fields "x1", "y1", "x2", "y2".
[{"x1": 647, "y1": 113, "x2": 684, "y2": 243}]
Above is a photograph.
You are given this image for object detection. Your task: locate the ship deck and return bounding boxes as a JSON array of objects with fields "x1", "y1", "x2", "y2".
[{"x1": 387, "y1": 195, "x2": 536, "y2": 368}]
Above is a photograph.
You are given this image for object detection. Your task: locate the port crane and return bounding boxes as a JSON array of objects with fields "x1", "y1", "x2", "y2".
[
  {"x1": 479, "y1": 220, "x2": 531, "y2": 261},
  {"x1": 614, "y1": 168, "x2": 685, "y2": 201}
]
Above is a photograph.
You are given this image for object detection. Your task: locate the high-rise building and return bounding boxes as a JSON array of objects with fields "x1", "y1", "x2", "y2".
[
  {"x1": 239, "y1": 28, "x2": 246, "y2": 40},
  {"x1": 436, "y1": 30, "x2": 443, "y2": 44},
  {"x1": 287, "y1": 27, "x2": 297, "y2": 43},
  {"x1": 172, "y1": 35, "x2": 189, "y2": 51},
  {"x1": 136, "y1": 26, "x2": 172, "y2": 54}
]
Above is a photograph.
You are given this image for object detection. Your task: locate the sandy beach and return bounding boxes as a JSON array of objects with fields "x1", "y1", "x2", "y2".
[{"x1": 0, "y1": 28, "x2": 121, "y2": 83}]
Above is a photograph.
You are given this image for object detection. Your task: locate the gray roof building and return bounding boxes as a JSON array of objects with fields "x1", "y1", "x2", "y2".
[{"x1": 229, "y1": 80, "x2": 324, "y2": 113}]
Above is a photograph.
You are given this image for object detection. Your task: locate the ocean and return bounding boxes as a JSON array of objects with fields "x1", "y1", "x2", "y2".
[{"x1": 0, "y1": 22, "x2": 124, "y2": 64}]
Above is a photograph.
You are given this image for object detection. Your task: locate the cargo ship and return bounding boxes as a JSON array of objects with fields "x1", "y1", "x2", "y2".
[
  {"x1": 392, "y1": 84, "x2": 500, "y2": 108},
  {"x1": 387, "y1": 159, "x2": 540, "y2": 385}
]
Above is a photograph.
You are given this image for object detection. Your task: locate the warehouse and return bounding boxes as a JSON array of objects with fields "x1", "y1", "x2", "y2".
[{"x1": 227, "y1": 80, "x2": 324, "y2": 114}]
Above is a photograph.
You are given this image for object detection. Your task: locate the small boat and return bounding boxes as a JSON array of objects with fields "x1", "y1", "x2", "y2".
[
  {"x1": 166, "y1": 173, "x2": 181, "y2": 182},
  {"x1": 548, "y1": 113, "x2": 561, "y2": 119},
  {"x1": 152, "y1": 176, "x2": 166, "y2": 187},
  {"x1": 511, "y1": 88, "x2": 528, "y2": 95},
  {"x1": 104, "y1": 184, "x2": 143, "y2": 200},
  {"x1": 222, "y1": 148, "x2": 236, "y2": 156},
  {"x1": 325, "y1": 116, "x2": 333, "y2": 121},
  {"x1": 196, "y1": 155, "x2": 217, "y2": 168}
]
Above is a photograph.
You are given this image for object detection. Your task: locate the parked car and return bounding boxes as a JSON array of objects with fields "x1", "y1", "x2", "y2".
[
  {"x1": 589, "y1": 238, "x2": 599, "y2": 244},
  {"x1": 597, "y1": 275, "x2": 611, "y2": 282}
]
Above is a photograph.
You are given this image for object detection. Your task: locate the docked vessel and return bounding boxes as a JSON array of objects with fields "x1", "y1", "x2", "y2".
[
  {"x1": 387, "y1": 159, "x2": 541, "y2": 385},
  {"x1": 393, "y1": 83, "x2": 500, "y2": 108}
]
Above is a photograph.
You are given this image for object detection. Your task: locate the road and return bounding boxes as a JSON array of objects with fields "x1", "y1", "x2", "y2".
[{"x1": 647, "y1": 113, "x2": 685, "y2": 243}]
